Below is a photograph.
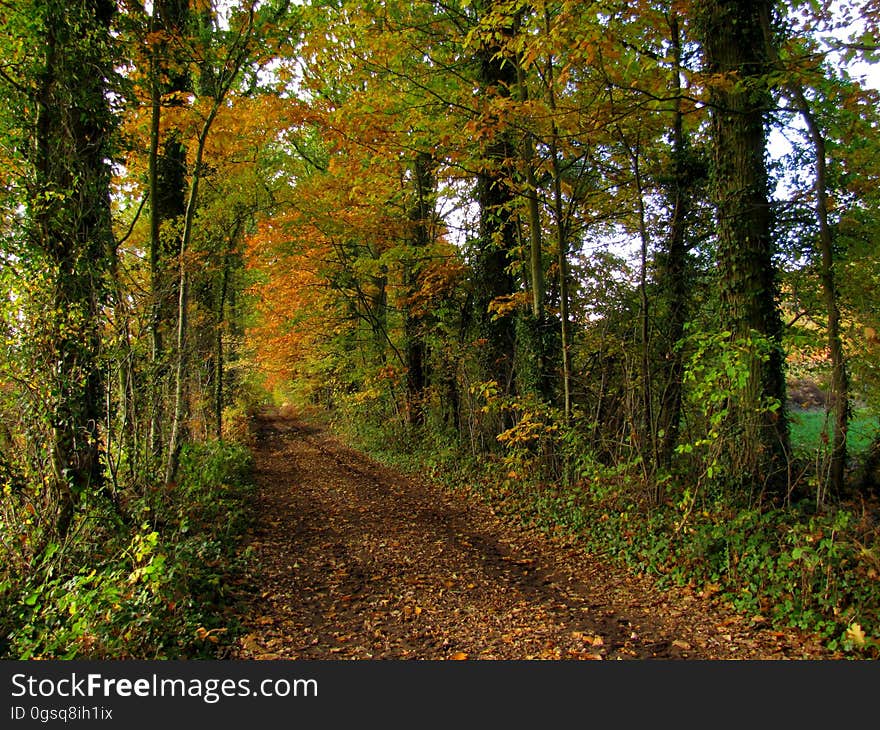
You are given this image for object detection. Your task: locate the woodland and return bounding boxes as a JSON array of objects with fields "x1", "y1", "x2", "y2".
[{"x1": 0, "y1": 0, "x2": 879, "y2": 659}]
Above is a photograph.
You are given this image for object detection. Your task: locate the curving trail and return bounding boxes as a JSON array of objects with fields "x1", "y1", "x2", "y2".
[{"x1": 230, "y1": 410, "x2": 833, "y2": 660}]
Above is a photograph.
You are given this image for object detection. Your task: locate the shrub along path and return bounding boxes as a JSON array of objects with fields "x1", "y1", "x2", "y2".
[{"x1": 229, "y1": 410, "x2": 835, "y2": 660}]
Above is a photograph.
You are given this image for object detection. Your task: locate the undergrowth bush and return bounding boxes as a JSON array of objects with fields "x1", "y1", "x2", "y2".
[{"x1": 0, "y1": 440, "x2": 254, "y2": 659}]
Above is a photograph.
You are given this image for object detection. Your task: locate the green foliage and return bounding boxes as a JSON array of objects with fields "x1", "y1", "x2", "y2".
[
  {"x1": 675, "y1": 325, "x2": 784, "y2": 491},
  {"x1": 664, "y1": 505, "x2": 880, "y2": 655},
  {"x1": 0, "y1": 441, "x2": 254, "y2": 659}
]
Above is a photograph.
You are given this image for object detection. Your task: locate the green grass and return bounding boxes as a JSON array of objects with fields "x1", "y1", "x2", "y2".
[{"x1": 789, "y1": 407, "x2": 878, "y2": 455}]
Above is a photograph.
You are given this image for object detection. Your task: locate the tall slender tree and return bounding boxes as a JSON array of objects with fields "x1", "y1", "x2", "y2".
[
  {"x1": 656, "y1": 10, "x2": 705, "y2": 469},
  {"x1": 164, "y1": 1, "x2": 262, "y2": 485},
  {"x1": 147, "y1": 0, "x2": 191, "y2": 460},
  {"x1": 760, "y1": 6, "x2": 850, "y2": 499},
  {"x1": 403, "y1": 151, "x2": 437, "y2": 427}
]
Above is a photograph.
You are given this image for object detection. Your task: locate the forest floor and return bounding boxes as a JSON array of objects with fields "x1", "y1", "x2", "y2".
[{"x1": 228, "y1": 409, "x2": 839, "y2": 660}]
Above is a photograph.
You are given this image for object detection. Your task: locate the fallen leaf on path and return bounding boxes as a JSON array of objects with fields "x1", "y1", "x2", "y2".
[{"x1": 241, "y1": 634, "x2": 263, "y2": 653}]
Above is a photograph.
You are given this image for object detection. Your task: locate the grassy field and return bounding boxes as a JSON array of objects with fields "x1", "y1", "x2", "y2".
[{"x1": 789, "y1": 407, "x2": 878, "y2": 455}]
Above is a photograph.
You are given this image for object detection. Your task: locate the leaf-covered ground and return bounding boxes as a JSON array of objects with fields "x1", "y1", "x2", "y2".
[{"x1": 229, "y1": 411, "x2": 837, "y2": 660}]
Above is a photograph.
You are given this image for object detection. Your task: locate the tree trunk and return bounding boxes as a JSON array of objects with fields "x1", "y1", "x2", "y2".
[
  {"x1": 759, "y1": 7, "x2": 849, "y2": 500},
  {"x1": 698, "y1": 0, "x2": 790, "y2": 492},
  {"x1": 515, "y1": 56, "x2": 552, "y2": 402},
  {"x1": 543, "y1": 27, "x2": 572, "y2": 426},
  {"x1": 148, "y1": 15, "x2": 164, "y2": 461},
  {"x1": 148, "y1": 0, "x2": 191, "y2": 462},
  {"x1": 164, "y1": 102, "x2": 221, "y2": 486},
  {"x1": 30, "y1": 0, "x2": 117, "y2": 539},
  {"x1": 214, "y1": 248, "x2": 231, "y2": 441},
  {"x1": 657, "y1": 13, "x2": 696, "y2": 470},
  {"x1": 472, "y1": 1, "x2": 519, "y2": 431},
  {"x1": 403, "y1": 151, "x2": 436, "y2": 428},
  {"x1": 631, "y1": 139, "x2": 657, "y2": 472}
]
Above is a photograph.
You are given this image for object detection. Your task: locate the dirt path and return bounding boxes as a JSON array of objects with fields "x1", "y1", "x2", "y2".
[{"x1": 230, "y1": 411, "x2": 835, "y2": 660}]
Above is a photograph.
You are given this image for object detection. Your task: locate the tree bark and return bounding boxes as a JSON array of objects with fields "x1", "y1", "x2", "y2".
[
  {"x1": 148, "y1": 0, "x2": 191, "y2": 462},
  {"x1": 403, "y1": 151, "x2": 436, "y2": 428},
  {"x1": 471, "y1": 1, "x2": 519, "y2": 430},
  {"x1": 543, "y1": 22, "x2": 572, "y2": 426},
  {"x1": 657, "y1": 13, "x2": 697, "y2": 470},
  {"x1": 29, "y1": 0, "x2": 117, "y2": 539},
  {"x1": 515, "y1": 55, "x2": 552, "y2": 403},
  {"x1": 698, "y1": 0, "x2": 790, "y2": 492}
]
